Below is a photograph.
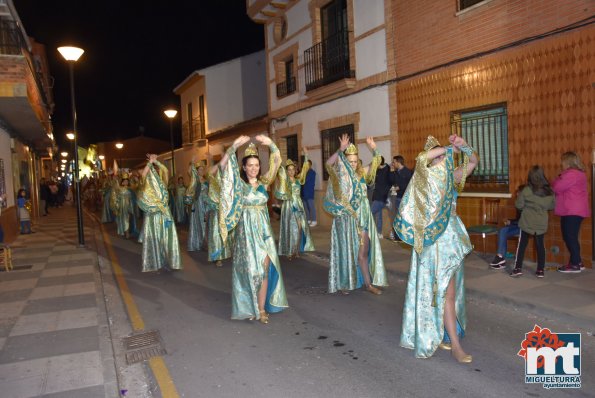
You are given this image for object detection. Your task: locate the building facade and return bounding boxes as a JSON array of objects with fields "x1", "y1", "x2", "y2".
[
  {"x1": 0, "y1": 0, "x2": 55, "y2": 242},
  {"x1": 166, "y1": 50, "x2": 268, "y2": 180},
  {"x1": 247, "y1": 0, "x2": 396, "y2": 228}
]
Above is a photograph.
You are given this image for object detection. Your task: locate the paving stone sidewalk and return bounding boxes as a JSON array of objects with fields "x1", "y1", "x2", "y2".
[{"x1": 0, "y1": 207, "x2": 118, "y2": 398}]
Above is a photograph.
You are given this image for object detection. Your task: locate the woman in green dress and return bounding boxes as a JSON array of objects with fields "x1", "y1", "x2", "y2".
[
  {"x1": 205, "y1": 163, "x2": 232, "y2": 267},
  {"x1": 110, "y1": 167, "x2": 138, "y2": 239},
  {"x1": 137, "y1": 154, "x2": 182, "y2": 272},
  {"x1": 217, "y1": 135, "x2": 287, "y2": 323},
  {"x1": 274, "y1": 149, "x2": 315, "y2": 259},
  {"x1": 324, "y1": 134, "x2": 387, "y2": 295},
  {"x1": 185, "y1": 159, "x2": 208, "y2": 251},
  {"x1": 394, "y1": 135, "x2": 477, "y2": 363},
  {"x1": 174, "y1": 176, "x2": 187, "y2": 224}
]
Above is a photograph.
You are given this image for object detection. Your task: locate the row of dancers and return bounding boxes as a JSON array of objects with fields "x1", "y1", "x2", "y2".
[{"x1": 95, "y1": 133, "x2": 478, "y2": 363}]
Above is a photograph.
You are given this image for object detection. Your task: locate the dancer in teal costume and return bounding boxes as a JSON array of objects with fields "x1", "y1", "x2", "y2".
[
  {"x1": 217, "y1": 135, "x2": 288, "y2": 323},
  {"x1": 110, "y1": 165, "x2": 138, "y2": 239},
  {"x1": 205, "y1": 163, "x2": 232, "y2": 266},
  {"x1": 274, "y1": 148, "x2": 315, "y2": 259},
  {"x1": 324, "y1": 134, "x2": 387, "y2": 295},
  {"x1": 174, "y1": 176, "x2": 187, "y2": 224},
  {"x1": 394, "y1": 134, "x2": 477, "y2": 362},
  {"x1": 138, "y1": 154, "x2": 182, "y2": 272},
  {"x1": 185, "y1": 159, "x2": 208, "y2": 251},
  {"x1": 100, "y1": 173, "x2": 114, "y2": 223}
]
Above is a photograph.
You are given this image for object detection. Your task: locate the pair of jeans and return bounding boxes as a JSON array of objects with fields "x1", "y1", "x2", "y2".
[
  {"x1": 560, "y1": 215, "x2": 584, "y2": 265},
  {"x1": 371, "y1": 200, "x2": 385, "y2": 235},
  {"x1": 20, "y1": 221, "x2": 31, "y2": 234},
  {"x1": 515, "y1": 230, "x2": 545, "y2": 271},
  {"x1": 304, "y1": 198, "x2": 316, "y2": 222},
  {"x1": 497, "y1": 224, "x2": 520, "y2": 256}
]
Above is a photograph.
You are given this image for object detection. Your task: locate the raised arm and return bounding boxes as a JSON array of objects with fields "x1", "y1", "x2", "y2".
[
  {"x1": 450, "y1": 135, "x2": 478, "y2": 183},
  {"x1": 363, "y1": 136, "x2": 382, "y2": 185},
  {"x1": 217, "y1": 136, "x2": 250, "y2": 171},
  {"x1": 296, "y1": 147, "x2": 310, "y2": 185},
  {"x1": 256, "y1": 134, "x2": 281, "y2": 187},
  {"x1": 326, "y1": 134, "x2": 350, "y2": 166}
]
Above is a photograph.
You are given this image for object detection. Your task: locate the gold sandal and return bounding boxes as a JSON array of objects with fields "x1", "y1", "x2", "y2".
[{"x1": 259, "y1": 311, "x2": 269, "y2": 324}]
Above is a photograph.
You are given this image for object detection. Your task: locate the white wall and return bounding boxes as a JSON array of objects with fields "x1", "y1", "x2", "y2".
[
  {"x1": 202, "y1": 50, "x2": 267, "y2": 132},
  {"x1": 353, "y1": 0, "x2": 385, "y2": 36},
  {"x1": 355, "y1": 30, "x2": 387, "y2": 80},
  {"x1": 277, "y1": 86, "x2": 391, "y2": 190},
  {"x1": 285, "y1": 0, "x2": 310, "y2": 36},
  {"x1": 0, "y1": 129, "x2": 15, "y2": 207}
]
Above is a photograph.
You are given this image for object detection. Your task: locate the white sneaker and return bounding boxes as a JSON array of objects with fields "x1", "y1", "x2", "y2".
[
  {"x1": 310, "y1": 221, "x2": 317, "y2": 227},
  {"x1": 307, "y1": 220, "x2": 312, "y2": 226},
  {"x1": 378, "y1": 234, "x2": 384, "y2": 239}
]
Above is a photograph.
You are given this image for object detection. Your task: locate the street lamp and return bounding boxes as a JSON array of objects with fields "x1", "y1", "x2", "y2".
[
  {"x1": 66, "y1": 132, "x2": 75, "y2": 140},
  {"x1": 164, "y1": 109, "x2": 178, "y2": 178},
  {"x1": 61, "y1": 151, "x2": 68, "y2": 157},
  {"x1": 58, "y1": 45, "x2": 85, "y2": 247},
  {"x1": 115, "y1": 142, "x2": 124, "y2": 167}
]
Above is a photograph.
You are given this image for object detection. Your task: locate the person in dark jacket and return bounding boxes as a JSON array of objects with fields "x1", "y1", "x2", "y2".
[
  {"x1": 388, "y1": 155, "x2": 412, "y2": 240},
  {"x1": 510, "y1": 166, "x2": 555, "y2": 278},
  {"x1": 371, "y1": 157, "x2": 392, "y2": 238},
  {"x1": 301, "y1": 160, "x2": 317, "y2": 226},
  {"x1": 39, "y1": 178, "x2": 50, "y2": 215}
]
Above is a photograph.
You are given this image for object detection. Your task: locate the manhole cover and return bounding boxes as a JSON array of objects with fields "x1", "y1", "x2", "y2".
[
  {"x1": 295, "y1": 286, "x2": 328, "y2": 295},
  {"x1": 123, "y1": 330, "x2": 167, "y2": 365}
]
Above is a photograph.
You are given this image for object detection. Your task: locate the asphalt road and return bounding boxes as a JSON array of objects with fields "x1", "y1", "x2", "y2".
[{"x1": 103, "y1": 224, "x2": 595, "y2": 398}]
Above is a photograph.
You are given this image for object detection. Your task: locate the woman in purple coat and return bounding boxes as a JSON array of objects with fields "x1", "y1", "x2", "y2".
[{"x1": 552, "y1": 152, "x2": 590, "y2": 273}]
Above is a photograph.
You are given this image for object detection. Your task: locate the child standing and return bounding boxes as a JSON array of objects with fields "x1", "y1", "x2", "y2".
[
  {"x1": 510, "y1": 166, "x2": 555, "y2": 278},
  {"x1": 17, "y1": 189, "x2": 32, "y2": 234}
]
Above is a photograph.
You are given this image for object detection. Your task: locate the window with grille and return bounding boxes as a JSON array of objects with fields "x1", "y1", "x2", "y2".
[
  {"x1": 321, "y1": 124, "x2": 355, "y2": 180},
  {"x1": 286, "y1": 134, "x2": 298, "y2": 163},
  {"x1": 459, "y1": 0, "x2": 487, "y2": 10},
  {"x1": 451, "y1": 104, "x2": 509, "y2": 192}
]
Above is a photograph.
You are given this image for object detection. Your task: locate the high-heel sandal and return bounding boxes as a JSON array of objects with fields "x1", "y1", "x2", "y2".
[
  {"x1": 438, "y1": 342, "x2": 452, "y2": 351},
  {"x1": 215, "y1": 260, "x2": 222, "y2": 267},
  {"x1": 452, "y1": 350, "x2": 472, "y2": 363},
  {"x1": 365, "y1": 285, "x2": 382, "y2": 295},
  {"x1": 259, "y1": 311, "x2": 269, "y2": 324}
]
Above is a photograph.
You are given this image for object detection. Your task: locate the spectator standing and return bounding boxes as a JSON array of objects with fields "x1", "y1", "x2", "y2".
[
  {"x1": 388, "y1": 155, "x2": 412, "y2": 240},
  {"x1": 39, "y1": 178, "x2": 50, "y2": 215},
  {"x1": 552, "y1": 151, "x2": 590, "y2": 273},
  {"x1": 302, "y1": 160, "x2": 317, "y2": 227},
  {"x1": 510, "y1": 166, "x2": 555, "y2": 278},
  {"x1": 371, "y1": 157, "x2": 392, "y2": 238},
  {"x1": 17, "y1": 189, "x2": 32, "y2": 234}
]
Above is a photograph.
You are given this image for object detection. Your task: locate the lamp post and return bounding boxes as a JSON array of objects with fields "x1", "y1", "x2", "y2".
[
  {"x1": 115, "y1": 142, "x2": 124, "y2": 167},
  {"x1": 164, "y1": 109, "x2": 178, "y2": 178},
  {"x1": 58, "y1": 46, "x2": 85, "y2": 247}
]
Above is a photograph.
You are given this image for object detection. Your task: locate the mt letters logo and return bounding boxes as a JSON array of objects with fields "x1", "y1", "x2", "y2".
[{"x1": 518, "y1": 325, "x2": 581, "y2": 389}]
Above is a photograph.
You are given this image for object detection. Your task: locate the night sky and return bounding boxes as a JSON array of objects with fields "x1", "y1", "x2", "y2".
[{"x1": 15, "y1": 1, "x2": 264, "y2": 149}]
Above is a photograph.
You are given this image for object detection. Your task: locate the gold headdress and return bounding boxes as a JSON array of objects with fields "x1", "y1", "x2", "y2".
[
  {"x1": 121, "y1": 172, "x2": 130, "y2": 179},
  {"x1": 285, "y1": 159, "x2": 295, "y2": 168},
  {"x1": 424, "y1": 135, "x2": 441, "y2": 151},
  {"x1": 244, "y1": 143, "x2": 258, "y2": 157},
  {"x1": 344, "y1": 143, "x2": 358, "y2": 156}
]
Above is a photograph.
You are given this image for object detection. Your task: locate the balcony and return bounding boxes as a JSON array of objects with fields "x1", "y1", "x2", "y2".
[
  {"x1": 304, "y1": 31, "x2": 354, "y2": 93},
  {"x1": 182, "y1": 117, "x2": 205, "y2": 145},
  {"x1": 276, "y1": 76, "x2": 296, "y2": 98},
  {"x1": 0, "y1": 19, "x2": 53, "y2": 152}
]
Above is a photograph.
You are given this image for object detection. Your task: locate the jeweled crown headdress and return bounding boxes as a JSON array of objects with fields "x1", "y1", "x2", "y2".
[
  {"x1": 344, "y1": 143, "x2": 358, "y2": 156},
  {"x1": 120, "y1": 172, "x2": 130, "y2": 179},
  {"x1": 244, "y1": 143, "x2": 258, "y2": 157},
  {"x1": 285, "y1": 159, "x2": 295, "y2": 168},
  {"x1": 424, "y1": 135, "x2": 441, "y2": 151}
]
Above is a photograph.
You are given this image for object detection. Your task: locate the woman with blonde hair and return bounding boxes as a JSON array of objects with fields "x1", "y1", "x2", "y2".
[{"x1": 553, "y1": 151, "x2": 590, "y2": 273}]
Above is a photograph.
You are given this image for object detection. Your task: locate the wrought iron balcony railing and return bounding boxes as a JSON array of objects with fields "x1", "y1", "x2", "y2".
[
  {"x1": 0, "y1": 20, "x2": 25, "y2": 55},
  {"x1": 276, "y1": 76, "x2": 296, "y2": 97},
  {"x1": 304, "y1": 30, "x2": 354, "y2": 92},
  {"x1": 182, "y1": 117, "x2": 205, "y2": 144}
]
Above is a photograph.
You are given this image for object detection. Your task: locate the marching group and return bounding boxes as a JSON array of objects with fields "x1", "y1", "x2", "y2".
[{"x1": 81, "y1": 133, "x2": 589, "y2": 364}]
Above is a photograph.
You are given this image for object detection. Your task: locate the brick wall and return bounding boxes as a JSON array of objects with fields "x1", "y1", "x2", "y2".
[{"x1": 393, "y1": 0, "x2": 594, "y2": 77}]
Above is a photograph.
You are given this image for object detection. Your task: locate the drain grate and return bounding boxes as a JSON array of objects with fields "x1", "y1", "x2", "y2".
[{"x1": 123, "y1": 330, "x2": 167, "y2": 364}]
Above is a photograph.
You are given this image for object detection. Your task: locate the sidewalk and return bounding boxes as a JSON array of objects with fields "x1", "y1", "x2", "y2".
[
  {"x1": 303, "y1": 222, "x2": 595, "y2": 330},
  {"x1": 0, "y1": 206, "x2": 122, "y2": 398}
]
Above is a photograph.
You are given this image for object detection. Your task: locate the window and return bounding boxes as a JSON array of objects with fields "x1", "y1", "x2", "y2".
[
  {"x1": 186, "y1": 102, "x2": 193, "y2": 143},
  {"x1": 321, "y1": 124, "x2": 354, "y2": 180},
  {"x1": 451, "y1": 105, "x2": 509, "y2": 192},
  {"x1": 286, "y1": 134, "x2": 298, "y2": 162},
  {"x1": 459, "y1": 0, "x2": 487, "y2": 11},
  {"x1": 276, "y1": 57, "x2": 297, "y2": 97},
  {"x1": 198, "y1": 95, "x2": 205, "y2": 139}
]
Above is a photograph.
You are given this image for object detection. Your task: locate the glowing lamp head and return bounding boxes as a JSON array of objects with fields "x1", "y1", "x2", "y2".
[
  {"x1": 164, "y1": 109, "x2": 178, "y2": 119},
  {"x1": 66, "y1": 132, "x2": 75, "y2": 141},
  {"x1": 98, "y1": 155, "x2": 105, "y2": 160},
  {"x1": 57, "y1": 46, "x2": 84, "y2": 62},
  {"x1": 61, "y1": 151, "x2": 68, "y2": 157},
  {"x1": 115, "y1": 143, "x2": 124, "y2": 149}
]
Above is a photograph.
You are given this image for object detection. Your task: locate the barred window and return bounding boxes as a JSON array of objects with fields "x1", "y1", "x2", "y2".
[
  {"x1": 321, "y1": 124, "x2": 354, "y2": 180},
  {"x1": 286, "y1": 134, "x2": 298, "y2": 163},
  {"x1": 451, "y1": 104, "x2": 509, "y2": 192},
  {"x1": 459, "y1": 0, "x2": 487, "y2": 11}
]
